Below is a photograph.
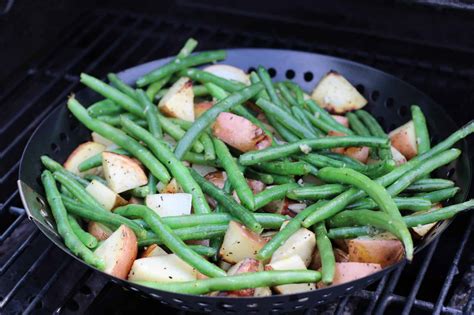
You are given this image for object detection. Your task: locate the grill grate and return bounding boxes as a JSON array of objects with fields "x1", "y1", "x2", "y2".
[{"x1": 1, "y1": 9, "x2": 473, "y2": 314}]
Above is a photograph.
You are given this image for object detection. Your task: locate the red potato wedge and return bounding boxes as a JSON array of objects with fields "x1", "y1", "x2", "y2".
[
  {"x1": 102, "y1": 152, "x2": 148, "y2": 193},
  {"x1": 87, "y1": 222, "x2": 113, "y2": 241},
  {"x1": 145, "y1": 193, "x2": 192, "y2": 217},
  {"x1": 311, "y1": 71, "x2": 367, "y2": 114},
  {"x1": 263, "y1": 198, "x2": 296, "y2": 217},
  {"x1": 141, "y1": 244, "x2": 168, "y2": 258},
  {"x1": 64, "y1": 141, "x2": 106, "y2": 176},
  {"x1": 128, "y1": 254, "x2": 197, "y2": 283},
  {"x1": 266, "y1": 255, "x2": 316, "y2": 294},
  {"x1": 224, "y1": 258, "x2": 263, "y2": 296},
  {"x1": 186, "y1": 239, "x2": 210, "y2": 247},
  {"x1": 347, "y1": 238, "x2": 404, "y2": 267},
  {"x1": 194, "y1": 101, "x2": 214, "y2": 118},
  {"x1": 203, "y1": 64, "x2": 251, "y2": 85},
  {"x1": 94, "y1": 225, "x2": 137, "y2": 279},
  {"x1": 219, "y1": 221, "x2": 267, "y2": 264},
  {"x1": 271, "y1": 227, "x2": 316, "y2": 266},
  {"x1": 327, "y1": 131, "x2": 369, "y2": 163},
  {"x1": 158, "y1": 77, "x2": 195, "y2": 122},
  {"x1": 389, "y1": 120, "x2": 418, "y2": 160},
  {"x1": 204, "y1": 171, "x2": 227, "y2": 208},
  {"x1": 411, "y1": 203, "x2": 442, "y2": 238},
  {"x1": 212, "y1": 112, "x2": 272, "y2": 152},
  {"x1": 391, "y1": 145, "x2": 407, "y2": 166},
  {"x1": 85, "y1": 179, "x2": 127, "y2": 211},
  {"x1": 311, "y1": 247, "x2": 349, "y2": 270},
  {"x1": 91, "y1": 132, "x2": 117, "y2": 148},
  {"x1": 318, "y1": 262, "x2": 382, "y2": 287},
  {"x1": 331, "y1": 115, "x2": 349, "y2": 128}
]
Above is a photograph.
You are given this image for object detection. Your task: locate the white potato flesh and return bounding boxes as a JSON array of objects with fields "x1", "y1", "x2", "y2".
[
  {"x1": 266, "y1": 255, "x2": 316, "y2": 294},
  {"x1": 85, "y1": 179, "x2": 127, "y2": 211},
  {"x1": 191, "y1": 164, "x2": 217, "y2": 176},
  {"x1": 219, "y1": 221, "x2": 267, "y2": 264},
  {"x1": 158, "y1": 77, "x2": 194, "y2": 122},
  {"x1": 94, "y1": 225, "x2": 137, "y2": 279},
  {"x1": 141, "y1": 244, "x2": 168, "y2": 258},
  {"x1": 64, "y1": 141, "x2": 106, "y2": 176},
  {"x1": 203, "y1": 64, "x2": 251, "y2": 85},
  {"x1": 102, "y1": 152, "x2": 147, "y2": 193},
  {"x1": 311, "y1": 71, "x2": 367, "y2": 114},
  {"x1": 91, "y1": 132, "x2": 116, "y2": 148},
  {"x1": 391, "y1": 146, "x2": 408, "y2": 166},
  {"x1": 145, "y1": 193, "x2": 192, "y2": 217},
  {"x1": 128, "y1": 254, "x2": 197, "y2": 283},
  {"x1": 270, "y1": 227, "x2": 316, "y2": 267},
  {"x1": 389, "y1": 120, "x2": 418, "y2": 160}
]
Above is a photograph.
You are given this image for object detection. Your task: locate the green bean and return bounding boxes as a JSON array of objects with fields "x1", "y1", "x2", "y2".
[
  {"x1": 146, "y1": 78, "x2": 168, "y2": 101},
  {"x1": 346, "y1": 112, "x2": 371, "y2": 136},
  {"x1": 305, "y1": 167, "x2": 413, "y2": 260},
  {"x1": 169, "y1": 118, "x2": 215, "y2": 161},
  {"x1": 40, "y1": 155, "x2": 89, "y2": 187},
  {"x1": 83, "y1": 174, "x2": 107, "y2": 186},
  {"x1": 411, "y1": 105, "x2": 431, "y2": 154},
  {"x1": 80, "y1": 73, "x2": 144, "y2": 117},
  {"x1": 138, "y1": 224, "x2": 228, "y2": 247},
  {"x1": 405, "y1": 178, "x2": 454, "y2": 192},
  {"x1": 355, "y1": 110, "x2": 392, "y2": 160},
  {"x1": 146, "y1": 38, "x2": 198, "y2": 100},
  {"x1": 174, "y1": 82, "x2": 264, "y2": 159},
  {"x1": 386, "y1": 149, "x2": 461, "y2": 196},
  {"x1": 188, "y1": 245, "x2": 217, "y2": 257},
  {"x1": 61, "y1": 196, "x2": 147, "y2": 239},
  {"x1": 189, "y1": 168, "x2": 263, "y2": 233},
  {"x1": 327, "y1": 226, "x2": 380, "y2": 239},
  {"x1": 67, "y1": 97, "x2": 171, "y2": 184},
  {"x1": 254, "y1": 161, "x2": 311, "y2": 176},
  {"x1": 134, "y1": 270, "x2": 321, "y2": 294},
  {"x1": 96, "y1": 114, "x2": 147, "y2": 127},
  {"x1": 136, "y1": 50, "x2": 226, "y2": 87},
  {"x1": 209, "y1": 179, "x2": 232, "y2": 260},
  {"x1": 239, "y1": 136, "x2": 389, "y2": 165},
  {"x1": 271, "y1": 174, "x2": 295, "y2": 184},
  {"x1": 147, "y1": 174, "x2": 158, "y2": 195},
  {"x1": 107, "y1": 73, "x2": 137, "y2": 100},
  {"x1": 114, "y1": 204, "x2": 226, "y2": 277},
  {"x1": 287, "y1": 184, "x2": 347, "y2": 201},
  {"x1": 60, "y1": 184, "x2": 74, "y2": 198},
  {"x1": 415, "y1": 187, "x2": 460, "y2": 203},
  {"x1": 67, "y1": 215, "x2": 98, "y2": 249},
  {"x1": 302, "y1": 107, "x2": 353, "y2": 135},
  {"x1": 87, "y1": 99, "x2": 123, "y2": 117},
  {"x1": 213, "y1": 138, "x2": 255, "y2": 209},
  {"x1": 327, "y1": 209, "x2": 413, "y2": 260},
  {"x1": 305, "y1": 99, "x2": 350, "y2": 132},
  {"x1": 314, "y1": 222, "x2": 335, "y2": 284},
  {"x1": 184, "y1": 152, "x2": 220, "y2": 167},
  {"x1": 256, "y1": 66, "x2": 285, "y2": 107},
  {"x1": 255, "y1": 99, "x2": 317, "y2": 139},
  {"x1": 245, "y1": 168, "x2": 274, "y2": 185},
  {"x1": 292, "y1": 106, "x2": 324, "y2": 136},
  {"x1": 130, "y1": 185, "x2": 150, "y2": 198},
  {"x1": 347, "y1": 196, "x2": 432, "y2": 211},
  {"x1": 120, "y1": 116, "x2": 212, "y2": 214},
  {"x1": 403, "y1": 199, "x2": 474, "y2": 226},
  {"x1": 254, "y1": 183, "x2": 300, "y2": 209},
  {"x1": 284, "y1": 81, "x2": 306, "y2": 107},
  {"x1": 277, "y1": 83, "x2": 299, "y2": 108},
  {"x1": 181, "y1": 68, "x2": 244, "y2": 92},
  {"x1": 78, "y1": 148, "x2": 130, "y2": 172},
  {"x1": 41, "y1": 171, "x2": 104, "y2": 269},
  {"x1": 156, "y1": 113, "x2": 204, "y2": 153},
  {"x1": 53, "y1": 171, "x2": 105, "y2": 211},
  {"x1": 136, "y1": 89, "x2": 162, "y2": 139}
]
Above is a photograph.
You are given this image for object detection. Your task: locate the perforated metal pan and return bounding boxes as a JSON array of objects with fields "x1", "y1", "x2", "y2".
[{"x1": 18, "y1": 49, "x2": 471, "y2": 313}]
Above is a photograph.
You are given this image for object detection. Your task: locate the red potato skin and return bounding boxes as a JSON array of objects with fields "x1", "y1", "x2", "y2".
[
  {"x1": 389, "y1": 122, "x2": 418, "y2": 160},
  {"x1": 317, "y1": 262, "x2": 382, "y2": 288},
  {"x1": 194, "y1": 101, "x2": 214, "y2": 118},
  {"x1": 347, "y1": 239, "x2": 404, "y2": 267},
  {"x1": 311, "y1": 248, "x2": 349, "y2": 270},
  {"x1": 141, "y1": 244, "x2": 161, "y2": 258},
  {"x1": 327, "y1": 131, "x2": 369, "y2": 163},
  {"x1": 331, "y1": 115, "x2": 349, "y2": 128},
  {"x1": 222, "y1": 258, "x2": 261, "y2": 297},
  {"x1": 204, "y1": 171, "x2": 226, "y2": 208},
  {"x1": 88, "y1": 222, "x2": 112, "y2": 241},
  {"x1": 212, "y1": 112, "x2": 272, "y2": 152},
  {"x1": 108, "y1": 225, "x2": 138, "y2": 279},
  {"x1": 232, "y1": 179, "x2": 266, "y2": 204}
]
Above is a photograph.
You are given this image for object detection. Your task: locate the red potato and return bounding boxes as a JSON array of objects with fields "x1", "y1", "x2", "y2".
[
  {"x1": 391, "y1": 146, "x2": 407, "y2": 166},
  {"x1": 318, "y1": 262, "x2": 382, "y2": 288},
  {"x1": 203, "y1": 64, "x2": 251, "y2": 85},
  {"x1": 270, "y1": 227, "x2": 316, "y2": 267},
  {"x1": 224, "y1": 258, "x2": 263, "y2": 296},
  {"x1": 331, "y1": 115, "x2": 349, "y2": 128},
  {"x1": 94, "y1": 225, "x2": 137, "y2": 279},
  {"x1": 347, "y1": 238, "x2": 404, "y2": 267},
  {"x1": 128, "y1": 254, "x2": 197, "y2": 283},
  {"x1": 91, "y1": 132, "x2": 116, "y2": 148},
  {"x1": 204, "y1": 171, "x2": 227, "y2": 208},
  {"x1": 141, "y1": 244, "x2": 167, "y2": 258},
  {"x1": 85, "y1": 179, "x2": 128, "y2": 211},
  {"x1": 219, "y1": 221, "x2": 267, "y2": 264},
  {"x1": 102, "y1": 152, "x2": 148, "y2": 193},
  {"x1": 311, "y1": 247, "x2": 349, "y2": 270},
  {"x1": 327, "y1": 131, "x2": 369, "y2": 163},
  {"x1": 194, "y1": 101, "x2": 214, "y2": 118},
  {"x1": 88, "y1": 222, "x2": 113, "y2": 241},
  {"x1": 64, "y1": 141, "x2": 106, "y2": 176},
  {"x1": 311, "y1": 71, "x2": 367, "y2": 114},
  {"x1": 212, "y1": 112, "x2": 272, "y2": 152},
  {"x1": 232, "y1": 179, "x2": 266, "y2": 204},
  {"x1": 128, "y1": 197, "x2": 143, "y2": 205},
  {"x1": 389, "y1": 120, "x2": 417, "y2": 160},
  {"x1": 158, "y1": 77, "x2": 195, "y2": 122}
]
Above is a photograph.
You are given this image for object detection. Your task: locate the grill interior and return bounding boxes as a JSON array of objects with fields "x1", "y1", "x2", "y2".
[{"x1": 1, "y1": 2, "x2": 473, "y2": 314}]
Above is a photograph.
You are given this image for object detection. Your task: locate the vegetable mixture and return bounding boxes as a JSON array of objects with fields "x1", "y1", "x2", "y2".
[{"x1": 39, "y1": 38, "x2": 474, "y2": 296}]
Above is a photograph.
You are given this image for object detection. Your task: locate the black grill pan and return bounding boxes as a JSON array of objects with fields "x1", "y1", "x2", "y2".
[{"x1": 17, "y1": 49, "x2": 471, "y2": 313}]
